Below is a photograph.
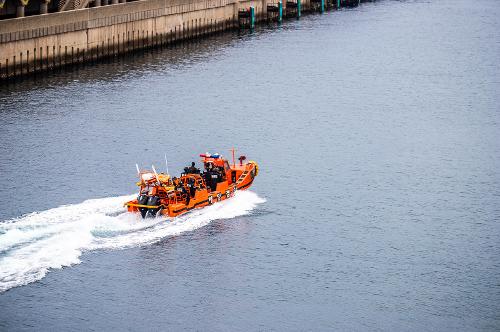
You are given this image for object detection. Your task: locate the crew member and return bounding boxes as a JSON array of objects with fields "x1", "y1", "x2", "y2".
[
  {"x1": 187, "y1": 177, "x2": 196, "y2": 197},
  {"x1": 175, "y1": 178, "x2": 189, "y2": 205},
  {"x1": 204, "y1": 162, "x2": 213, "y2": 190},
  {"x1": 210, "y1": 171, "x2": 218, "y2": 191},
  {"x1": 185, "y1": 162, "x2": 200, "y2": 174},
  {"x1": 217, "y1": 167, "x2": 226, "y2": 182},
  {"x1": 183, "y1": 184, "x2": 190, "y2": 205}
]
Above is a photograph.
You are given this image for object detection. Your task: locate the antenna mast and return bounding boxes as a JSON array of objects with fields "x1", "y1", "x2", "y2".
[
  {"x1": 231, "y1": 148, "x2": 236, "y2": 168},
  {"x1": 152, "y1": 165, "x2": 161, "y2": 185},
  {"x1": 164, "y1": 154, "x2": 169, "y2": 175}
]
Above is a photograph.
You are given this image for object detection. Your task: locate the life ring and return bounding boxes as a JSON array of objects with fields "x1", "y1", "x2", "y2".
[{"x1": 248, "y1": 161, "x2": 259, "y2": 177}]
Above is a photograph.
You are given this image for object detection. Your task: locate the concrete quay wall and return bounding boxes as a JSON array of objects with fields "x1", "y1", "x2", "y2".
[{"x1": 0, "y1": 0, "x2": 314, "y2": 78}]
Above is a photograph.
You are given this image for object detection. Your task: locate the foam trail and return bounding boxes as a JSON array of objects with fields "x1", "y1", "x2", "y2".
[{"x1": 0, "y1": 191, "x2": 265, "y2": 292}]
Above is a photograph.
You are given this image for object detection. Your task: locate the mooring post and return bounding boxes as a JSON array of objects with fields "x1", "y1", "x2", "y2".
[
  {"x1": 40, "y1": 0, "x2": 49, "y2": 14},
  {"x1": 297, "y1": 0, "x2": 301, "y2": 18},
  {"x1": 278, "y1": 0, "x2": 283, "y2": 22},
  {"x1": 250, "y1": 6, "x2": 255, "y2": 29},
  {"x1": 16, "y1": 1, "x2": 25, "y2": 17}
]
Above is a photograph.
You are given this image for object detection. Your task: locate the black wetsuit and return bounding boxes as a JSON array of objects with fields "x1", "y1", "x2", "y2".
[
  {"x1": 210, "y1": 173, "x2": 218, "y2": 191},
  {"x1": 204, "y1": 171, "x2": 212, "y2": 191},
  {"x1": 188, "y1": 178, "x2": 196, "y2": 197},
  {"x1": 179, "y1": 185, "x2": 189, "y2": 205}
]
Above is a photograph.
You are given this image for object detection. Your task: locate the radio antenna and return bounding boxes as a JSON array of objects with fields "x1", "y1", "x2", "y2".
[
  {"x1": 231, "y1": 148, "x2": 236, "y2": 168},
  {"x1": 164, "y1": 154, "x2": 170, "y2": 175},
  {"x1": 152, "y1": 165, "x2": 161, "y2": 185}
]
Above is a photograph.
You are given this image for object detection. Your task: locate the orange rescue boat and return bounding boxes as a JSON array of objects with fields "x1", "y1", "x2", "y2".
[{"x1": 125, "y1": 151, "x2": 258, "y2": 218}]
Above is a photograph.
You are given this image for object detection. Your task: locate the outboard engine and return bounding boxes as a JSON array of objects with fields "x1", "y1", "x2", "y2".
[
  {"x1": 145, "y1": 196, "x2": 161, "y2": 218},
  {"x1": 137, "y1": 194, "x2": 149, "y2": 219}
]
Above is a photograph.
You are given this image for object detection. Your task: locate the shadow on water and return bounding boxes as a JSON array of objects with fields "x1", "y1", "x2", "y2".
[
  {"x1": 0, "y1": 1, "x2": 372, "y2": 96},
  {"x1": 0, "y1": 32, "x2": 234, "y2": 92},
  {"x1": 0, "y1": 26, "x2": 283, "y2": 95}
]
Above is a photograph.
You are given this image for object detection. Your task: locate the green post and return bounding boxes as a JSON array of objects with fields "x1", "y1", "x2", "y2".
[
  {"x1": 321, "y1": 0, "x2": 324, "y2": 12},
  {"x1": 250, "y1": 6, "x2": 255, "y2": 28},
  {"x1": 297, "y1": 0, "x2": 301, "y2": 17},
  {"x1": 278, "y1": 0, "x2": 282, "y2": 22},
  {"x1": 337, "y1": 0, "x2": 340, "y2": 9}
]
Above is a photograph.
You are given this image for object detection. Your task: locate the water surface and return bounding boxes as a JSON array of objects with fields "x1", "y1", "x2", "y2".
[{"x1": 0, "y1": 0, "x2": 499, "y2": 330}]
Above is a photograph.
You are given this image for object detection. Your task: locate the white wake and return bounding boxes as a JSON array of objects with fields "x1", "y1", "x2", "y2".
[{"x1": 0, "y1": 191, "x2": 265, "y2": 292}]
